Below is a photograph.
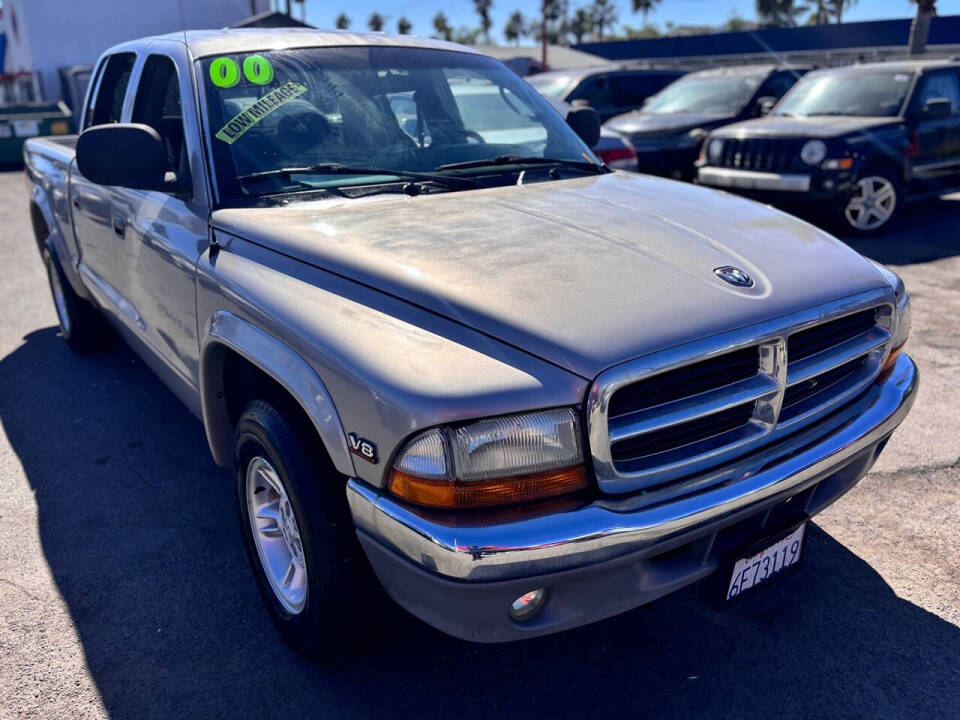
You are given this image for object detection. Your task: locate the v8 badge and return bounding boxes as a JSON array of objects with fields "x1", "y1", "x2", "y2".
[{"x1": 348, "y1": 433, "x2": 378, "y2": 464}]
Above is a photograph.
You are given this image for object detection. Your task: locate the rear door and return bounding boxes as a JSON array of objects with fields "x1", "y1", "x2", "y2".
[
  {"x1": 108, "y1": 44, "x2": 208, "y2": 395},
  {"x1": 70, "y1": 51, "x2": 136, "y2": 294},
  {"x1": 610, "y1": 72, "x2": 680, "y2": 116},
  {"x1": 908, "y1": 68, "x2": 960, "y2": 190}
]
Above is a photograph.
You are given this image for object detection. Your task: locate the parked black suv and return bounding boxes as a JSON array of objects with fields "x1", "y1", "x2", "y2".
[
  {"x1": 697, "y1": 59, "x2": 960, "y2": 234},
  {"x1": 605, "y1": 64, "x2": 809, "y2": 179},
  {"x1": 526, "y1": 65, "x2": 685, "y2": 122}
]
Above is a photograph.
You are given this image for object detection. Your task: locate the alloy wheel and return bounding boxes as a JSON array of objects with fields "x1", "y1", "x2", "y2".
[{"x1": 845, "y1": 175, "x2": 897, "y2": 232}]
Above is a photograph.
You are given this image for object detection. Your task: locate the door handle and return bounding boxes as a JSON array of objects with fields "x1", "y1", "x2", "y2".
[{"x1": 113, "y1": 214, "x2": 126, "y2": 238}]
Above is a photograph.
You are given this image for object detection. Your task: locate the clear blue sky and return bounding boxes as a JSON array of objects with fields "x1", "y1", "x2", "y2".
[{"x1": 296, "y1": 0, "x2": 931, "y2": 44}]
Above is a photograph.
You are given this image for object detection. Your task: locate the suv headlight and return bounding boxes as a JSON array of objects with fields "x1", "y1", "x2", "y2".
[
  {"x1": 800, "y1": 139, "x2": 827, "y2": 165},
  {"x1": 707, "y1": 137, "x2": 724, "y2": 163},
  {"x1": 389, "y1": 408, "x2": 587, "y2": 508},
  {"x1": 872, "y1": 262, "x2": 911, "y2": 370}
]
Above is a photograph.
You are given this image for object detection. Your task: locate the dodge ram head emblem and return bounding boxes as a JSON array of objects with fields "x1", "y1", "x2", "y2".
[
  {"x1": 348, "y1": 433, "x2": 378, "y2": 464},
  {"x1": 714, "y1": 266, "x2": 754, "y2": 288}
]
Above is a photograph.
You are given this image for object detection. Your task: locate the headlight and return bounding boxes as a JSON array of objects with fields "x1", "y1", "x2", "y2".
[
  {"x1": 800, "y1": 139, "x2": 827, "y2": 165},
  {"x1": 707, "y1": 138, "x2": 724, "y2": 163},
  {"x1": 871, "y1": 262, "x2": 911, "y2": 370},
  {"x1": 389, "y1": 408, "x2": 587, "y2": 508}
]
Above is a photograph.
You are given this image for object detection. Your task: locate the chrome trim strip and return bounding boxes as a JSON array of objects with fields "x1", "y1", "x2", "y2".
[
  {"x1": 587, "y1": 290, "x2": 893, "y2": 492},
  {"x1": 786, "y1": 327, "x2": 890, "y2": 385},
  {"x1": 698, "y1": 167, "x2": 812, "y2": 192},
  {"x1": 608, "y1": 373, "x2": 779, "y2": 444},
  {"x1": 347, "y1": 355, "x2": 917, "y2": 581}
]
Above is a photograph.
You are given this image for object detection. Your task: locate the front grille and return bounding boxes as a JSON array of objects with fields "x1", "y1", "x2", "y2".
[
  {"x1": 717, "y1": 138, "x2": 805, "y2": 173},
  {"x1": 590, "y1": 300, "x2": 893, "y2": 494}
]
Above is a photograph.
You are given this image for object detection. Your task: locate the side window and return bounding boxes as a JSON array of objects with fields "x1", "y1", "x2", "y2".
[
  {"x1": 915, "y1": 71, "x2": 960, "y2": 113},
  {"x1": 89, "y1": 52, "x2": 136, "y2": 127},
  {"x1": 611, "y1": 74, "x2": 659, "y2": 110},
  {"x1": 759, "y1": 72, "x2": 801, "y2": 100},
  {"x1": 132, "y1": 54, "x2": 188, "y2": 181},
  {"x1": 569, "y1": 75, "x2": 614, "y2": 110}
]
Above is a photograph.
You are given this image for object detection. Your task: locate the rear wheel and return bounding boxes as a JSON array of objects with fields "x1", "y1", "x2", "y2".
[
  {"x1": 42, "y1": 248, "x2": 108, "y2": 351},
  {"x1": 841, "y1": 170, "x2": 902, "y2": 234},
  {"x1": 233, "y1": 399, "x2": 379, "y2": 659}
]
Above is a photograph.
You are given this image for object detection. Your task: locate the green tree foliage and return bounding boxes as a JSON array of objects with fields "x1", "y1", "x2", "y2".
[
  {"x1": 473, "y1": 0, "x2": 494, "y2": 42},
  {"x1": 590, "y1": 0, "x2": 618, "y2": 39},
  {"x1": 368, "y1": 12, "x2": 385, "y2": 32},
  {"x1": 335, "y1": 13, "x2": 350, "y2": 30},
  {"x1": 397, "y1": 16, "x2": 412, "y2": 34},
  {"x1": 631, "y1": 0, "x2": 661, "y2": 23},
  {"x1": 569, "y1": 7, "x2": 593, "y2": 43},
  {"x1": 505, "y1": 10, "x2": 527, "y2": 44},
  {"x1": 433, "y1": 12, "x2": 453, "y2": 41},
  {"x1": 756, "y1": 0, "x2": 807, "y2": 28}
]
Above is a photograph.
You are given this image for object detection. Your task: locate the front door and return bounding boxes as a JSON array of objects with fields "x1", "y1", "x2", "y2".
[
  {"x1": 908, "y1": 69, "x2": 960, "y2": 192},
  {"x1": 109, "y1": 47, "x2": 208, "y2": 396}
]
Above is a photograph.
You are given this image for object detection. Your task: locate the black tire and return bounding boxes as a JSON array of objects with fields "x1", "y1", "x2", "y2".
[
  {"x1": 42, "y1": 247, "x2": 109, "y2": 352},
  {"x1": 839, "y1": 167, "x2": 903, "y2": 235},
  {"x1": 233, "y1": 399, "x2": 379, "y2": 660}
]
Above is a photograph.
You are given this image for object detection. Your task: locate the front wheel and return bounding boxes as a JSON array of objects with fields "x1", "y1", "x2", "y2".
[
  {"x1": 841, "y1": 170, "x2": 902, "y2": 234},
  {"x1": 233, "y1": 400, "x2": 378, "y2": 659}
]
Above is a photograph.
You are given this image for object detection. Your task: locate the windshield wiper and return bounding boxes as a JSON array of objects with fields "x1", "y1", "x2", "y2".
[
  {"x1": 236, "y1": 163, "x2": 479, "y2": 190},
  {"x1": 435, "y1": 155, "x2": 604, "y2": 173}
]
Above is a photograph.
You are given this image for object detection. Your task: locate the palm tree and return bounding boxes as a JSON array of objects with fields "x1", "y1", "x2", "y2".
[
  {"x1": 590, "y1": 0, "x2": 618, "y2": 39},
  {"x1": 505, "y1": 11, "x2": 527, "y2": 44},
  {"x1": 335, "y1": 12, "x2": 350, "y2": 30},
  {"x1": 397, "y1": 16, "x2": 412, "y2": 34},
  {"x1": 473, "y1": 0, "x2": 494, "y2": 43},
  {"x1": 809, "y1": 0, "x2": 830, "y2": 24},
  {"x1": 631, "y1": 0, "x2": 661, "y2": 24},
  {"x1": 909, "y1": 0, "x2": 937, "y2": 55},
  {"x1": 368, "y1": 12, "x2": 385, "y2": 32},
  {"x1": 433, "y1": 12, "x2": 454, "y2": 41},
  {"x1": 570, "y1": 7, "x2": 593, "y2": 43},
  {"x1": 828, "y1": 0, "x2": 856, "y2": 23},
  {"x1": 756, "y1": 0, "x2": 806, "y2": 28}
]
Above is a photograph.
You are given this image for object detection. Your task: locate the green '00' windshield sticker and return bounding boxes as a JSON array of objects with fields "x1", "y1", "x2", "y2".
[{"x1": 214, "y1": 81, "x2": 307, "y2": 144}]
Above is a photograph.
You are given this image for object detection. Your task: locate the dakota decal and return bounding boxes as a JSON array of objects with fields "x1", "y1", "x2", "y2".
[{"x1": 214, "y1": 81, "x2": 308, "y2": 144}]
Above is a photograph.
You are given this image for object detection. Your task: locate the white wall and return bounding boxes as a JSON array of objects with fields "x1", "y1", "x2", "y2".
[{"x1": 0, "y1": 0, "x2": 271, "y2": 99}]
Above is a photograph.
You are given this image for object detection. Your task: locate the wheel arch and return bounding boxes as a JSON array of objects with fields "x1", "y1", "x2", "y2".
[{"x1": 200, "y1": 311, "x2": 355, "y2": 475}]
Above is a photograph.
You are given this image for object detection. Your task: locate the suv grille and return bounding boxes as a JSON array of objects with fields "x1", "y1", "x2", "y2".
[
  {"x1": 717, "y1": 138, "x2": 805, "y2": 173},
  {"x1": 590, "y1": 301, "x2": 892, "y2": 495}
]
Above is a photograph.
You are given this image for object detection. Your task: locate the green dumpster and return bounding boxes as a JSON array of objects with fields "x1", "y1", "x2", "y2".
[{"x1": 0, "y1": 101, "x2": 72, "y2": 165}]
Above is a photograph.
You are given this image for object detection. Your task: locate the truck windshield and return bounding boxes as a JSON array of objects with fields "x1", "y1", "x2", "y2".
[
  {"x1": 526, "y1": 72, "x2": 579, "y2": 100},
  {"x1": 643, "y1": 74, "x2": 763, "y2": 115},
  {"x1": 774, "y1": 72, "x2": 912, "y2": 117},
  {"x1": 199, "y1": 46, "x2": 595, "y2": 201}
]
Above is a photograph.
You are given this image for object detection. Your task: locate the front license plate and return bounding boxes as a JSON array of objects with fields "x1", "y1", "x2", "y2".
[{"x1": 727, "y1": 523, "x2": 806, "y2": 601}]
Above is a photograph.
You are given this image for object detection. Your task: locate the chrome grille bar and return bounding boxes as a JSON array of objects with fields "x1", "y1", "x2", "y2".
[{"x1": 587, "y1": 289, "x2": 895, "y2": 495}]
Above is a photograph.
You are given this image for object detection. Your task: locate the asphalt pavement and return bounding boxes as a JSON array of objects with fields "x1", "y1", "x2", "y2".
[{"x1": 1, "y1": 170, "x2": 958, "y2": 720}]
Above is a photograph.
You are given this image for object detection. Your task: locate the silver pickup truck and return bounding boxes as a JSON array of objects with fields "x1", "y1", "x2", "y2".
[{"x1": 25, "y1": 29, "x2": 916, "y2": 654}]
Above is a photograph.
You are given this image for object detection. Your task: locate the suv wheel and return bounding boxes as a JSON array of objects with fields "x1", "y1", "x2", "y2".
[
  {"x1": 842, "y1": 170, "x2": 901, "y2": 234},
  {"x1": 233, "y1": 399, "x2": 378, "y2": 659},
  {"x1": 42, "y1": 248, "x2": 108, "y2": 351}
]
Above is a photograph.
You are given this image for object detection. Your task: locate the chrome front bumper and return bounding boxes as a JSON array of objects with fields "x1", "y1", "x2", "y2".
[
  {"x1": 348, "y1": 356, "x2": 917, "y2": 586},
  {"x1": 698, "y1": 166, "x2": 812, "y2": 192}
]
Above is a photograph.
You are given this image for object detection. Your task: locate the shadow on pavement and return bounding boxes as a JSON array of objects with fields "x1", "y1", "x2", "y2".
[
  {"x1": 2, "y1": 327, "x2": 958, "y2": 720},
  {"x1": 834, "y1": 195, "x2": 960, "y2": 265}
]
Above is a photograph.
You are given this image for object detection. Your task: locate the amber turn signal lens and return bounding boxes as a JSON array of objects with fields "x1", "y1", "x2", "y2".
[
  {"x1": 389, "y1": 466, "x2": 588, "y2": 509},
  {"x1": 882, "y1": 342, "x2": 906, "y2": 373}
]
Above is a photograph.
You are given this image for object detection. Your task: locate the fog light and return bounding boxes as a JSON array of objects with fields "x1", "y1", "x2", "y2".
[
  {"x1": 823, "y1": 178, "x2": 835, "y2": 190},
  {"x1": 509, "y1": 588, "x2": 547, "y2": 622}
]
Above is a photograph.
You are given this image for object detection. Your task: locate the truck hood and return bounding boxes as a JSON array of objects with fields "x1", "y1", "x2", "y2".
[
  {"x1": 212, "y1": 172, "x2": 887, "y2": 379},
  {"x1": 605, "y1": 111, "x2": 733, "y2": 137},
  {"x1": 713, "y1": 115, "x2": 900, "y2": 139}
]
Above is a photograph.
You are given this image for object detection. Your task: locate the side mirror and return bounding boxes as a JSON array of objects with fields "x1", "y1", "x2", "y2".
[
  {"x1": 756, "y1": 96, "x2": 778, "y2": 116},
  {"x1": 566, "y1": 106, "x2": 601, "y2": 148},
  {"x1": 923, "y1": 97, "x2": 952, "y2": 119},
  {"x1": 76, "y1": 123, "x2": 174, "y2": 192}
]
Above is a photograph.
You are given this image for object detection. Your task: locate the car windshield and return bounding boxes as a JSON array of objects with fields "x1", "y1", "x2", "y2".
[
  {"x1": 200, "y1": 46, "x2": 594, "y2": 201},
  {"x1": 643, "y1": 74, "x2": 764, "y2": 115},
  {"x1": 774, "y1": 72, "x2": 913, "y2": 117},
  {"x1": 526, "y1": 72, "x2": 578, "y2": 100}
]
